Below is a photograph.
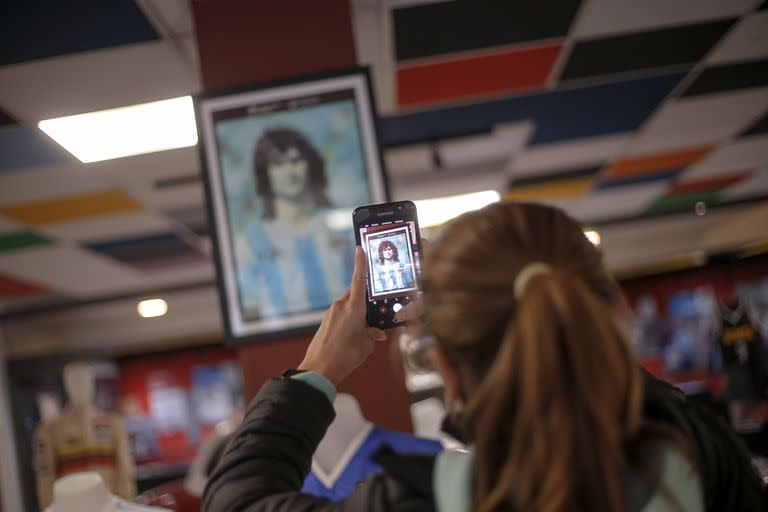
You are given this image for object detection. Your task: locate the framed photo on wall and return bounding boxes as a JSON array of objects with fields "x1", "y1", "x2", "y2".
[{"x1": 195, "y1": 68, "x2": 388, "y2": 342}]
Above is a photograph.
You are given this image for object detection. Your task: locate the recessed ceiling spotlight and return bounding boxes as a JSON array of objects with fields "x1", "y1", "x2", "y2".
[
  {"x1": 137, "y1": 299, "x2": 168, "y2": 318},
  {"x1": 695, "y1": 201, "x2": 707, "y2": 216},
  {"x1": 583, "y1": 228, "x2": 601, "y2": 246}
]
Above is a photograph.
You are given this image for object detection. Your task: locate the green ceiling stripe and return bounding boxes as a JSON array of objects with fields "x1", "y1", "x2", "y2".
[{"x1": 0, "y1": 231, "x2": 52, "y2": 252}]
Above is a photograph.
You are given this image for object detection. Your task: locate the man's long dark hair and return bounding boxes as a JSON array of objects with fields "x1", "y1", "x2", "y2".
[
  {"x1": 377, "y1": 240, "x2": 400, "y2": 265},
  {"x1": 253, "y1": 128, "x2": 331, "y2": 219}
]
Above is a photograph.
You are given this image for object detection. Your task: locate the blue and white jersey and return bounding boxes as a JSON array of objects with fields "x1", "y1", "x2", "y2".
[{"x1": 302, "y1": 425, "x2": 443, "y2": 501}]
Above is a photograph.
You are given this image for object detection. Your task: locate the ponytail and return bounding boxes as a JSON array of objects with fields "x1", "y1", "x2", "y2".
[{"x1": 463, "y1": 269, "x2": 643, "y2": 512}]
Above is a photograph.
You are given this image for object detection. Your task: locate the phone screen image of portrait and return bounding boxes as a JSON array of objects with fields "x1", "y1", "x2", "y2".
[{"x1": 356, "y1": 211, "x2": 422, "y2": 328}]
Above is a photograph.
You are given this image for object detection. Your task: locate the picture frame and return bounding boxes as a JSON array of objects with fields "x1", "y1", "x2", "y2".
[{"x1": 195, "y1": 68, "x2": 388, "y2": 342}]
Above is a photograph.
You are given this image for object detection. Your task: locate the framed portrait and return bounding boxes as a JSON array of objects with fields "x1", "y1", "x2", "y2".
[{"x1": 195, "y1": 68, "x2": 388, "y2": 342}]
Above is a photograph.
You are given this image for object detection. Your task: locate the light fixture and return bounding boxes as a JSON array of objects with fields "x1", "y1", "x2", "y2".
[
  {"x1": 38, "y1": 96, "x2": 198, "y2": 163},
  {"x1": 415, "y1": 190, "x2": 500, "y2": 228},
  {"x1": 695, "y1": 201, "x2": 707, "y2": 216},
  {"x1": 583, "y1": 228, "x2": 601, "y2": 246},
  {"x1": 137, "y1": 299, "x2": 168, "y2": 318}
]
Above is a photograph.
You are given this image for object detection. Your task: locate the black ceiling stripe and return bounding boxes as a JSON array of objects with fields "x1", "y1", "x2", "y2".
[
  {"x1": 154, "y1": 173, "x2": 202, "y2": 189},
  {"x1": 508, "y1": 163, "x2": 602, "y2": 188},
  {"x1": 759, "y1": 0, "x2": 768, "y2": 11},
  {"x1": 560, "y1": 19, "x2": 735, "y2": 81},
  {"x1": 393, "y1": 0, "x2": 581, "y2": 61},
  {"x1": 680, "y1": 58, "x2": 768, "y2": 97},
  {"x1": 740, "y1": 110, "x2": 768, "y2": 138}
]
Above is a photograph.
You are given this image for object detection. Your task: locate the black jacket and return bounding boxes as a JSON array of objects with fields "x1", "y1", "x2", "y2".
[{"x1": 204, "y1": 374, "x2": 766, "y2": 512}]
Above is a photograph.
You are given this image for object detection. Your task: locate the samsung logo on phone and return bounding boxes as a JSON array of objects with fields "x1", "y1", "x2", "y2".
[{"x1": 377, "y1": 211, "x2": 394, "y2": 216}]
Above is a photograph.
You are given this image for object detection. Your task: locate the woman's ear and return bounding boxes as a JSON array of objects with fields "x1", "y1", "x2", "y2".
[{"x1": 428, "y1": 344, "x2": 464, "y2": 406}]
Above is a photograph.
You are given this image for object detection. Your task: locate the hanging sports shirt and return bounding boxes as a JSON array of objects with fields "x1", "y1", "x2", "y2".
[
  {"x1": 34, "y1": 408, "x2": 136, "y2": 508},
  {"x1": 301, "y1": 425, "x2": 442, "y2": 500},
  {"x1": 719, "y1": 301, "x2": 767, "y2": 400}
]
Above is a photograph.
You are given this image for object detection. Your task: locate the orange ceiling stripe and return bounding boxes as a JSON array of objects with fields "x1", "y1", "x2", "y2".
[
  {"x1": 0, "y1": 189, "x2": 142, "y2": 226},
  {"x1": 605, "y1": 144, "x2": 715, "y2": 178}
]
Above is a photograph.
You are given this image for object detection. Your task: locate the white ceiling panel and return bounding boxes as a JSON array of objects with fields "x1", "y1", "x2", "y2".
[
  {"x1": 38, "y1": 211, "x2": 175, "y2": 242},
  {"x1": 706, "y1": 11, "x2": 768, "y2": 65},
  {"x1": 558, "y1": 182, "x2": 666, "y2": 223},
  {"x1": 0, "y1": 246, "x2": 143, "y2": 296},
  {"x1": 385, "y1": 145, "x2": 433, "y2": 176},
  {"x1": 682, "y1": 134, "x2": 768, "y2": 180},
  {"x1": 0, "y1": 40, "x2": 199, "y2": 122},
  {"x1": 625, "y1": 87, "x2": 768, "y2": 155},
  {"x1": 508, "y1": 133, "x2": 631, "y2": 179},
  {"x1": 0, "y1": 215, "x2": 21, "y2": 233},
  {"x1": 572, "y1": 0, "x2": 759, "y2": 39}
]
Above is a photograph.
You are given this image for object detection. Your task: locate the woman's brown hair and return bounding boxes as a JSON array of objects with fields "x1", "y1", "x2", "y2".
[{"x1": 422, "y1": 202, "x2": 647, "y2": 512}]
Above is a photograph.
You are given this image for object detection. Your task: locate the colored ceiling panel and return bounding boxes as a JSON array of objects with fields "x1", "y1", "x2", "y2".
[
  {"x1": 0, "y1": 108, "x2": 17, "y2": 127},
  {"x1": 573, "y1": 0, "x2": 758, "y2": 38},
  {"x1": 0, "y1": 126, "x2": 73, "y2": 172},
  {"x1": 510, "y1": 164, "x2": 602, "y2": 188},
  {"x1": 741, "y1": 110, "x2": 768, "y2": 137},
  {"x1": 505, "y1": 176, "x2": 593, "y2": 201},
  {"x1": 0, "y1": 273, "x2": 49, "y2": 299},
  {"x1": 646, "y1": 189, "x2": 721, "y2": 214},
  {"x1": 706, "y1": 11, "x2": 768, "y2": 65},
  {"x1": 0, "y1": 231, "x2": 52, "y2": 252},
  {"x1": 0, "y1": 0, "x2": 159, "y2": 66},
  {"x1": 0, "y1": 189, "x2": 142, "y2": 226},
  {"x1": 681, "y1": 58, "x2": 768, "y2": 97},
  {"x1": 604, "y1": 145, "x2": 715, "y2": 179},
  {"x1": 596, "y1": 169, "x2": 684, "y2": 190},
  {"x1": 397, "y1": 43, "x2": 562, "y2": 108},
  {"x1": 380, "y1": 72, "x2": 685, "y2": 147},
  {"x1": 560, "y1": 19, "x2": 734, "y2": 81},
  {"x1": 666, "y1": 172, "x2": 751, "y2": 195},
  {"x1": 85, "y1": 232, "x2": 200, "y2": 265},
  {"x1": 723, "y1": 168, "x2": 768, "y2": 201},
  {"x1": 509, "y1": 133, "x2": 630, "y2": 180},
  {"x1": 392, "y1": 0, "x2": 580, "y2": 61},
  {"x1": 682, "y1": 135, "x2": 768, "y2": 180}
]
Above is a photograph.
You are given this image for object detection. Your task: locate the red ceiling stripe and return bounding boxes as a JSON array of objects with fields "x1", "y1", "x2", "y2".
[
  {"x1": 396, "y1": 43, "x2": 563, "y2": 109},
  {"x1": 0, "y1": 273, "x2": 49, "y2": 299},
  {"x1": 666, "y1": 171, "x2": 752, "y2": 195}
]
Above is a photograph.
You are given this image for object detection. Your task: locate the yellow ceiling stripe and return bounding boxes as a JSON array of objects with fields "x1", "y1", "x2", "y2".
[
  {"x1": 503, "y1": 176, "x2": 593, "y2": 201},
  {"x1": 0, "y1": 189, "x2": 142, "y2": 226}
]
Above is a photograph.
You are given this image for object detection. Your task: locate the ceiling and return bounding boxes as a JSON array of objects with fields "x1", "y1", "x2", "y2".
[{"x1": 0, "y1": 0, "x2": 767, "y2": 332}]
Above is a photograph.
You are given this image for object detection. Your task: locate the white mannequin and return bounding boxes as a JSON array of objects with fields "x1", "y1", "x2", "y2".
[
  {"x1": 47, "y1": 472, "x2": 169, "y2": 512},
  {"x1": 37, "y1": 393, "x2": 61, "y2": 422},
  {"x1": 35, "y1": 362, "x2": 136, "y2": 508},
  {"x1": 311, "y1": 394, "x2": 373, "y2": 485},
  {"x1": 63, "y1": 362, "x2": 95, "y2": 410},
  {"x1": 50, "y1": 472, "x2": 114, "y2": 512}
]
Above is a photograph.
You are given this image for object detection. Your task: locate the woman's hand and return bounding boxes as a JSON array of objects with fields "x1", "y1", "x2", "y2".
[{"x1": 298, "y1": 247, "x2": 387, "y2": 385}]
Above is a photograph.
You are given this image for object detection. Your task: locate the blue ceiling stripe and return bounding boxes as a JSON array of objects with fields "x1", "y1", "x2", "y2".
[
  {"x1": 0, "y1": 126, "x2": 74, "y2": 172},
  {"x1": 0, "y1": 0, "x2": 159, "y2": 66},
  {"x1": 593, "y1": 169, "x2": 683, "y2": 190},
  {"x1": 379, "y1": 72, "x2": 687, "y2": 148}
]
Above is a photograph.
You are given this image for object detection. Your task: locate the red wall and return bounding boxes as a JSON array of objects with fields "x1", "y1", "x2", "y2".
[{"x1": 119, "y1": 347, "x2": 238, "y2": 463}]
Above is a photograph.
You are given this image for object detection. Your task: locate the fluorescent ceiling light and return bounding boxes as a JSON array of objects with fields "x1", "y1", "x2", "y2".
[
  {"x1": 38, "y1": 96, "x2": 197, "y2": 163},
  {"x1": 137, "y1": 298, "x2": 168, "y2": 318},
  {"x1": 415, "y1": 190, "x2": 500, "y2": 228}
]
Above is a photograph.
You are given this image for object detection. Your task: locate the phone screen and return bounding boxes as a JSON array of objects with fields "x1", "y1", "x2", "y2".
[{"x1": 354, "y1": 202, "x2": 422, "y2": 328}]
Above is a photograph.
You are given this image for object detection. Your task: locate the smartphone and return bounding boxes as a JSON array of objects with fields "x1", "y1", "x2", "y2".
[{"x1": 353, "y1": 200, "x2": 423, "y2": 329}]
